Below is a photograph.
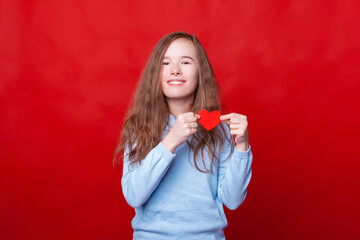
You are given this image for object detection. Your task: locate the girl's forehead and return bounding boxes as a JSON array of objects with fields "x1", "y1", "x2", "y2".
[{"x1": 164, "y1": 39, "x2": 197, "y2": 57}]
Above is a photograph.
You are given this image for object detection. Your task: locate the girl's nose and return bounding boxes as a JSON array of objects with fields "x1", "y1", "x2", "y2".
[{"x1": 170, "y1": 65, "x2": 181, "y2": 76}]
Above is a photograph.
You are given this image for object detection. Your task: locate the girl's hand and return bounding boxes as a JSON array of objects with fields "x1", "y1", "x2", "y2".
[
  {"x1": 162, "y1": 112, "x2": 200, "y2": 153},
  {"x1": 220, "y1": 113, "x2": 249, "y2": 152}
]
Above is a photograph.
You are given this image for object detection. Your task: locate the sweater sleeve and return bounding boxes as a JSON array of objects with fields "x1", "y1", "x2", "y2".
[
  {"x1": 121, "y1": 142, "x2": 176, "y2": 208},
  {"x1": 217, "y1": 125, "x2": 253, "y2": 210}
]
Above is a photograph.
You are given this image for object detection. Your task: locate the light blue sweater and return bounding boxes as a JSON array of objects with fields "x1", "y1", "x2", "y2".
[{"x1": 121, "y1": 114, "x2": 253, "y2": 240}]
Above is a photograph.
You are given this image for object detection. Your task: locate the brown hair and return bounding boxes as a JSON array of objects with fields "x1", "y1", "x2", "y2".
[{"x1": 113, "y1": 32, "x2": 233, "y2": 173}]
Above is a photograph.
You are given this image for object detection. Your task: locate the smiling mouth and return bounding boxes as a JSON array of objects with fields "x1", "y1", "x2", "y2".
[{"x1": 167, "y1": 80, "x2": 185, "y2": 86}]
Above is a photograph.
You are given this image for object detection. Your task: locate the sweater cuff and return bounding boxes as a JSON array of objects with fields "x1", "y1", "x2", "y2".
[
  {"x1": 233, "y1": 145, "x2": 251, "y2": 159},
  {"x1": 155, "y1": 142, "x2": 176, "y2": 163}
]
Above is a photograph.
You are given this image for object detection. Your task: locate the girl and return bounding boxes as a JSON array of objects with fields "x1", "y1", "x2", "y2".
[{"x1": 114, "y1": 32, "x2": 253, "y2": 240}]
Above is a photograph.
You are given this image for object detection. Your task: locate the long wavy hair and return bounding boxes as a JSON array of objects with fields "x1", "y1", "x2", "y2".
[{"x1": 113, "y1": 32, "x2": 233, "y2": 173}]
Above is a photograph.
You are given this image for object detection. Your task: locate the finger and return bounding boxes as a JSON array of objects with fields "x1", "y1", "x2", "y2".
[
  {"x1": 183, "y1": 112, "x2": 197, "y2": 117},
  {"x1": 178, "y1": 112, "x2": 194, "y2": 121},
  {"x1": 220, "y1": 113, "x2": 247, "y2": 121},
  {"x1": 230, "y1": 118, "x2": 242, "y2": 124},
  {"x1": 187, "y1": 122, "x2": 198, "y2": 128},
  {"x1": 230, "y1": 121, "x2": 248, "y2": 128},
  {"x1": 229, "y1": 129, "x2": 237, "y2": 136},
  {"x1": 184, "y1": 121, "x2": 198, "y2": 128},
  {"x1": 222, "y1": 119, "x2": 231, "y2": 126},
  {"x1": 219, "y1": 113, "x2": 235, "y2": 121},
  {"x1": 182, "y1": 112, "x2": 201, "y2": 122},
  {"x1": 184, "y1": 116, "x2": 198, "y2": 123},
  {"x1": 231, "y1": 116, "x2": 247, "y2": 123},
  {"x1": 234, "y1": 122, "x2": 248, "y2": 129},
  {"x1": 230, "y1": 129, "x2": 245, "y2": 136},
  {"x1": 232, "y1": 115, "x2": 247, "y2": 123},
  {"x1": 185, "y1": 128, "x2": 197, "y2": 136},
  {"x1": 229, "y1": 123, "x2": 243, "y2": 130}
]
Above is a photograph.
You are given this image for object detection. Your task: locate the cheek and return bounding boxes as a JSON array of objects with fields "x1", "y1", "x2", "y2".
[
  {"x1": 160, "y1": 69, "x2": 167, "y2": 85},
  {"x1": 190, "y1": 68, "x2": 199, "y2": 84}
]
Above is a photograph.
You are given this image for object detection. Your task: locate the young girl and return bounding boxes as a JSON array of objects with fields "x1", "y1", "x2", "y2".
[{"x1": 114, "y1": 32, "x2": 253, "y2": 240}]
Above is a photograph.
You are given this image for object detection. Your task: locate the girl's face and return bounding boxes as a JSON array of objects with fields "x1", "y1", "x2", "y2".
[{"x1": 161, "y1": 38, "x2": 199, "y2": 104}]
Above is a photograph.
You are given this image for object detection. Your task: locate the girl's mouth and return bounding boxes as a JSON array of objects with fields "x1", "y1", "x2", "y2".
[{"x1": 167, "y1": 80, "x2": 185, "y2": 86}]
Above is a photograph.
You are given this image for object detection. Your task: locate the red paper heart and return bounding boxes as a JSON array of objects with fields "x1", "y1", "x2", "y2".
[{"x1": 198, "y1": 110, "x2": 221, "y2": 131}]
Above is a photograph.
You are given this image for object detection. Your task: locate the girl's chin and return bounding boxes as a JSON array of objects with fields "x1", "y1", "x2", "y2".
[{"x1": 164, "y1": 94, "x2": 195, "y2": 102}]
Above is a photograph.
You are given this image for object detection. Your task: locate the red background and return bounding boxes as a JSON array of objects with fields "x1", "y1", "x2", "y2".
[{"x1": 1, "y1": 0, "x2": 359, "y2": 239}]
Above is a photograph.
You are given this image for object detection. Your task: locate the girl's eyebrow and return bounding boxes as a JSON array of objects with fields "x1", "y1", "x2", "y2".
[
  {"x1": 181, "y1": 56, "x2": 195, "y2": 61},
  {"x1": 163, "y1": 56, "x2": 195, "y2": 61}
]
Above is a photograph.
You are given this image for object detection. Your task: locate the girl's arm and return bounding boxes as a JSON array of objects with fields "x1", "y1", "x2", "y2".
[
  {"x1": 217, "y1": 123, "x2": 253, "y2": 210},
  {"x1": 121, "y1": 142, "x2": 176, "y2": 208},
  {"x1": 122, "y1": 112, "x2": 199, "y2": 208}
]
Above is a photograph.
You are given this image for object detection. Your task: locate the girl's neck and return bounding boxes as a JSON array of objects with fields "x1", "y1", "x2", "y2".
[{"x1": 167, "y1": 98, "x2": 193, "y2": 117}]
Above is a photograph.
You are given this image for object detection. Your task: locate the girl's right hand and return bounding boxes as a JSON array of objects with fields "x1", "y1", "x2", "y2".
[{"x1": 162, "y1": 112, "x2": 200, "y2": 153}]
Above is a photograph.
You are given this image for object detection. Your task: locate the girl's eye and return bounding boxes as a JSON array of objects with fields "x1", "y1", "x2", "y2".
[
  {"x1": 163, "y1": 62, "x2": 169, "y2": 65},
  {"x1": 182, "y1": 61, "x2": 190, "y2": 65}
]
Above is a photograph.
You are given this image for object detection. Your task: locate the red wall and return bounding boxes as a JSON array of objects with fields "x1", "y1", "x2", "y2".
[{"x1": 1, "y1": 0, "x2": 359, "y2": 239}]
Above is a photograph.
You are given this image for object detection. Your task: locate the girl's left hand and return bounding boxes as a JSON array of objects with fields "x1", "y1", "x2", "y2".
[{"x1": 220, "y1": 113, "x2": 249, "y2": 152}]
